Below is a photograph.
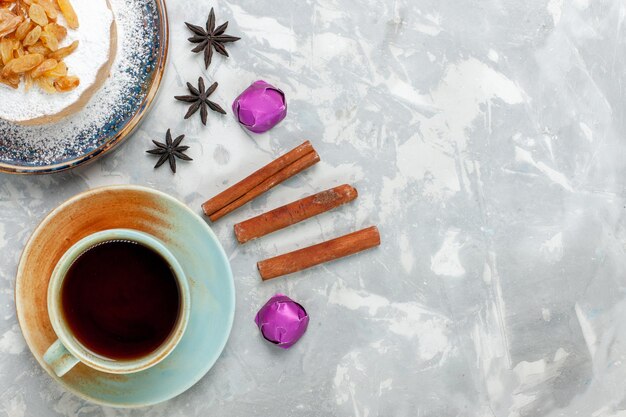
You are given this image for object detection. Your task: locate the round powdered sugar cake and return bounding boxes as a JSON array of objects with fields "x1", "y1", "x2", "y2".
[
  {"x1": 0, "y1": 0, "x2": 115, "y2": 125},
  {"x1": 0, "y1": 0, "x2": 163, "y2": 170}
]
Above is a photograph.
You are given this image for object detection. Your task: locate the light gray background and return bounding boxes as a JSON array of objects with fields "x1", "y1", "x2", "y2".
[{"x1": 1, "y1": 0, "x2": 626, "y2": 415}]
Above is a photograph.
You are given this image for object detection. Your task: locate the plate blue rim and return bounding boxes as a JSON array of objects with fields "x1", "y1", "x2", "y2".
[{"x1": 0, "y1": 0, "x2": 169, "y2": 175}]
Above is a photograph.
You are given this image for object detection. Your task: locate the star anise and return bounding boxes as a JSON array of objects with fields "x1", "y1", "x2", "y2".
[
  {"x1": 185, "y1": 7, "x2": 240, "y2": 69},
  {"x1": 146, "y1": 129, "x2": 192, "y2": 173},
  {"x1": 175, "y1": 77, "x2": 226, "y2": 125}
]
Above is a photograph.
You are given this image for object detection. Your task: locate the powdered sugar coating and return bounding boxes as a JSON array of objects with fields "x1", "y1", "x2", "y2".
[
  {"x1": 0, "y1": 0, "x2": 113, "y2": 122},
  {"x1": 0, "y1": 0, "x2": 161, "y2": 168}
]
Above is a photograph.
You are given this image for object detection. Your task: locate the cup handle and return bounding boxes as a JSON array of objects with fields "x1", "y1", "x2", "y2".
[{"x1": 43, "y1": 339, "x2": 79, "y2": 377}]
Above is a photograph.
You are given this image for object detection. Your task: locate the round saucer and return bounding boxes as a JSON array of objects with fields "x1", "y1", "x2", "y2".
[{"x1": 15, "y1": 185, "x2": 235, "y2": 407}]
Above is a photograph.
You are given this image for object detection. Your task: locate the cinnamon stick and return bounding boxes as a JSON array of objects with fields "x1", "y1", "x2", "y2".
[
  {"x1": 208, "y1": 150, "x2": 320, "y2": 222},
  {"x1": 234, "y1": 184, "x2": 358, "y2": 243},
  {"x1": 202, "y1": 141, "x2": 315, "y2": 217},
  {"x1": 257, "y1": 226, "x2": 380, "y2": 280}
]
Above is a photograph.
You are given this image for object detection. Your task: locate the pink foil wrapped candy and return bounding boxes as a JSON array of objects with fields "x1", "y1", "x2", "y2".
[
  {"x1": 232, "y1": 80, "x2": 287, "y2": 133},
  {"x1": 254, "y1": 294, "x2": 309, "y2": 349}
]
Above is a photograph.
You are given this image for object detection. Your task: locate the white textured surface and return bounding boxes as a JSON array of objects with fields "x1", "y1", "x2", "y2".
[
  {"x1": 0, "y1": 0, "x2": 113, "y2": 122},
  {"x1": 1, "y1": 0, "x2": 626, "y2": 416}
]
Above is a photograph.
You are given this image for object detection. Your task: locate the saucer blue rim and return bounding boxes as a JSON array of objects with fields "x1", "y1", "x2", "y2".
[{"x1": 16, "y1": 185, "x2": 236, "y2": 408}]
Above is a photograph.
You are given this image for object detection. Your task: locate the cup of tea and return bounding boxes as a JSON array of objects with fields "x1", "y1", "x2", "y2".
[{"x1": 43, "y1": 229, "x2": 191, "y2": 377}]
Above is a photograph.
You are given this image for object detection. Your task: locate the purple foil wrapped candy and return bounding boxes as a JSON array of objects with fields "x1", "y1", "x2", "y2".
[
  {"x1": 232, "y1": 80, "x2": 287, "y2": 133},
  {"x1": 254, "y1": 294, "x2": 309, "y2": 349}
]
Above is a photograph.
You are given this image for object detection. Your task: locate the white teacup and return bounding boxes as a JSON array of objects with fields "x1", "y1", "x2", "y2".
[{"x1": 43, "y1": 229, "x2": 190, "y2": 377}]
